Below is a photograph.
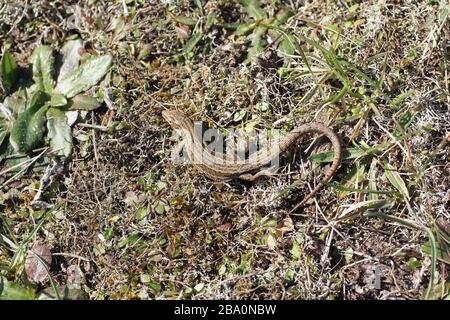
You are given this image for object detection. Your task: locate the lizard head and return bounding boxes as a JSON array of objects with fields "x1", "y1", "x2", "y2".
[{"x1": 162, "y1": 110, "x2": 193, "y2": 130}]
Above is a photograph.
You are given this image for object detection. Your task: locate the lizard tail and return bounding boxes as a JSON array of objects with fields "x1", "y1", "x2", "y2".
[
  {"x1": 289, "y1": 178, "x2": 330, "y2": 213},
  {"x1": 289, "y1": 124, "x2": 342, "y2": 212}
]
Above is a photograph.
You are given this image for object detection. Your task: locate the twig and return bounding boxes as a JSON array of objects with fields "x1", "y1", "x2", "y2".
[
  {"x1": 91, "y1": 118, "x2": 99, "y2": 163},
  {"x1": 52, "y1": 252, "x2": 90, "y2": 262}
]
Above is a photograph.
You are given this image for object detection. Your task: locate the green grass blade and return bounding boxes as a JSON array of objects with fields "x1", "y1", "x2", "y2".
[
  {"x1": 183, "y1": 32, "x2": 202, "y2": 55},
  {"x1": 383, "y1": 161, "x2": 410, "y2": 199},
  {"x1": 331, "y1": 185, "x2": 398, "y2": 195},
  {"x1": 368, "y1": 158, "x2": 379, "y2": 201},
  {"x1": 424, "y1": 229, "x2": 437, "y2": 300}
]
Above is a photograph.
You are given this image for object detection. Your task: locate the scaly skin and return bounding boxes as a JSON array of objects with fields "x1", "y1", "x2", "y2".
[{"x1": 163, "y1": 110, "x2": 342, "y2": 211}]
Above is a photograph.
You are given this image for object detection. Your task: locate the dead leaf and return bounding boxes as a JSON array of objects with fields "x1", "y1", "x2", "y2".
[
  {"x1": 123, "y1": 191, "x2": 146, "y2": 207},
  {"x1": 216, "y1": 223, "x2": 231, "y2": 232},
  {"x1": 175, "y1": 25, "x2": 190, "y2": 40},
  {"x1": 150, "y1": 254, "x2": 163, "y2": 262},
  {"x1": 25, "y1": 242, "x2": 52, "y2": 283},
  {"x1": 205, "y1": 1, "x2": 219, "y2": 13}
]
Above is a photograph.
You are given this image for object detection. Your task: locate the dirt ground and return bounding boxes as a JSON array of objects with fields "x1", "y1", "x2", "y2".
[{"x1": 0, "y1": 0, "x2": 449, "y2": 299}]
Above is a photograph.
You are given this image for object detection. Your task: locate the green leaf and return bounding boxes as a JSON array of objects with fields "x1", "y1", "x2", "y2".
[
  {"x1": 57, "y1": 39, "x2": 83, "y2": 83},
  {"x1": 394, "y1": 111, "x2": 413, "y2": 138},
  {"x1": 26, "y1": 88, "x2": 49, "y2": 109},
  {"x1": 235, "y1": 23, "x2": 256, "y2": 36},
  {"x1": 0, "y1": 123, "x2": 8, "y2": 146},
  {"x1": 206, "y1": 12, "x2": 217, "y2": 29},
  {"x1": 343, "y1": 247, "x2": 354, "y2": 263},
  {"x1": 50, "y1": 93, "x2": 68, "y2": 107},
  {"x1": 93, "y1": 244, "x2": 106, "y2": 256},
  {"x1": 0, "y1": 100, "x2": 15, "y2": 124},
  {"x1": 406, "y1": 49, "x2": 417, "y2": 61},
  {"x1": 47, "y1": 107, "x2": 73, "y2": 158},
  {"x1": 171, "y1": 14, "x2": 197, "y2": 26},
  {"x1": 30, "y1": 46, "x2": 55, "y2": 94},
  {"x1": 383, "y1": 162, "x2": 410, "y2": 199},
  {"x1": 233, "y1": 110, "x2": 247, "y2": 122},
  {"x1": 391, "y1": 90, "x2": 414, "y2": 106},
  {"x1": 193, "y1": 282, "x2": 204, "y2": 293},
  {"x1": 140, "y1": 273, "x2": 151, "y2": 284},
  {"x1": 9, "y1": 91, "x2": 49, "y2": 153},
  {"x1": 407, "y1": 257, "x2": 422, "y2": 271},
  {"x1": 183, "y1": 32, "x2": 202, "y2": 55},
  {"x1": 0, "y1": 51, "x2": 19, "y2": 93},
  {"x1": 279, "y1": 33, "x2": 296, "y2": 56},
  {"x1": 348, "y1": 4, "x2": 359, "y2": 13},
  {"x1": 2, "y1": 93, "x2": 27, "y2": 120},
  {"x1": 290, "y1": 240, "x2": 300, "y2": 260},
  {"x1": 245, "y1": 25, "x2": 266, "y2": 63},
  {"x1": 67, "y1": 94, "x2": 101, "y2": 111},
  {"x1": 256, "y1": 101, "x2": 269, "y2": 111},
  {"x1": 365, "y1": 211, "x2": 422, "y2": 230},
  {"x1": 399, "y1": 111, "x2": 413, "y2": 128},
  {"x1": 284, "y1": 269, "x2": 295, "y2": 284},
  {"x1": 38, "y1": 286, "x2": 88, "y2": 300},
  {"x1": 136, "y1": 205, "x2": 148, "y2": 224},
  {"x1": 240, "y1": 0, "x2": 267, "y2": 20},
  {"x1": 117, "y1": 233, "x2": 142, "y2": 248},
  {"x1": 220, "y1": 22, "x2": 240, "y2": 30},
  {"x1": 0, "y1": 121, "x2": 11, "y2": 160},
  {"x1": 0, "y1": 276, "x2": 36, "y2": 300},
  {"x1": 192, "y1": 0, "x2": 203, "y2": 14},
  {"x1": 153, "y1": 200, "x2": 165, "y2": 214},
  {"x1": 55, "y1": 55, "x2": 112, "y2": 98},
  {"x1": 147, "y1": 279, "x2": 162, "y2": 295},
  {"x1": 103, "y1": 227, "x2": 116, "y2": 241}
]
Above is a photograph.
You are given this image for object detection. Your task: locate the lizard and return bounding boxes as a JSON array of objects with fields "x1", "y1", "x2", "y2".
[{"x1": 162, "y1": 110, "x2": 342, "y2": 211}]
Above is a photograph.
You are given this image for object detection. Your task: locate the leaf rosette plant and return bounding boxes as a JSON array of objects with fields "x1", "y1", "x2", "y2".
[{"x1": 0, "y1": 39, "x2": 112, "y2": 165}]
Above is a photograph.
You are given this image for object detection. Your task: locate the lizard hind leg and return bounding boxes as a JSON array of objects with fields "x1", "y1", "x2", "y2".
[{"x1": 239, "y1": 165, "x2": 279, "y2": 182}]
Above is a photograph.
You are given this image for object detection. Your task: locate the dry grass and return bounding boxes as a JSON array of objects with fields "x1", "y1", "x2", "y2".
[{"x1": 0, "y1": 0, "x2": 449, "y2": 300}]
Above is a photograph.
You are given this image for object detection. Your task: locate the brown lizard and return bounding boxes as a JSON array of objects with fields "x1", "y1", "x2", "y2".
[{"x1": 163, "y1": 110, "x2": 342, "y2": 211}]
